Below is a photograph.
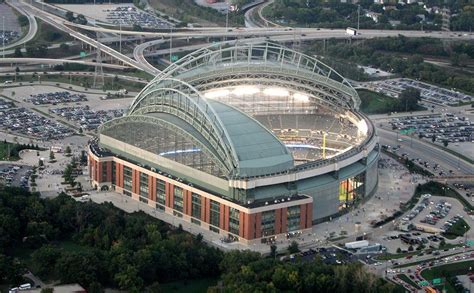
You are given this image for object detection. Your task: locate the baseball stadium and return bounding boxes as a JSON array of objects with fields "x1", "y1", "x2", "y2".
[{"x1": 88, "y1": 42, "x2": 379, "y2": 245}]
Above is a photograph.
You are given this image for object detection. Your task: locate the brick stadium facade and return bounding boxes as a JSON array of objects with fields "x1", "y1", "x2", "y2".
[{"x1": 89, "y1": 151, "x2": 313, "y2": 244}]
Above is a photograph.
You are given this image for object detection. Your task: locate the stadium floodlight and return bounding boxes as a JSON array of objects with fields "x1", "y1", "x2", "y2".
[
  {"x1": 204, "y1": 89, "x2": 230, "y2": 99},
  {"x1": 356, "y1": 119, "x2": 368, "y2": 136},
  {"x1": 263, "y1": 87, "x2": 289, "y2": 97},
  {"x1": 293, "y1": 93, "x2": 310, "y2": 102},
  {"x1": 232, "y1": 86, "x2": 260, "y2": 96}
]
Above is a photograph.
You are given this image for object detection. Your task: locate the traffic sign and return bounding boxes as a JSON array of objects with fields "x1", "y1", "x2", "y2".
[
  {"x1": 418, "y1": 280, "x2": 429, "y2": 287},
  {"x1": 432, "y1": 278, "x2": 443, "y2": 285},
  {"x1": 171, "y1": 55, "x2": 179, "y2": 62},
  {"x1": 80, "y1": 51, "x2": 87, "y2": 58},
  {"x1": 466, "y1": 239, "x2": 474, "y2": 246}
]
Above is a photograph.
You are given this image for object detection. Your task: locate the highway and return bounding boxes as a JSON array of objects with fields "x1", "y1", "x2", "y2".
[
  {"x1": 2, "y1": 0, "x2": 38, "y2": 50},
  {"x1": 0, "y1": 57, "x2": 131, "y2": 69},
  {"x1": 18, "y1": 0, "x2": 159, "y2": 74},
  {"x1": 377, "y1": 127, "x2": 474, "y2": 175}
]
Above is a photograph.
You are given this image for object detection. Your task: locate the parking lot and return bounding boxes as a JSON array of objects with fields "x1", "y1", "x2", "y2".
[
  {"x1": 23, "y1": 91, "x2": 87, "y2": 105},
  {"x1": 0, "y1": 3, "x2": 21, "y2": 45},
  {"x1": 49, "y1": 105, "x2": 124, "y2": 131},
  {"x1": 0, "y1": 107, "x2": 74, "y2": 140},
  {"x1": 0, "y1": 163, "x2": 32, "y2": 189},
  {"x1": 367, "y1": 78, "x2": 472, "y2": 105},
  {"x1": 390, "y1": 113, "x2": 473, "y2": 146},
  {"x1": 57, "y1": 4, "x2": 173, "y2": 28}
]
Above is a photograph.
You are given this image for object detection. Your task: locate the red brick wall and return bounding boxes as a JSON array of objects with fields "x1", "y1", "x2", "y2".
[
  {"x1": 281, "y1": 207, "x2": 288, "y2": 234},
  {"x1": 244, "y1": 213, "x2": 256, "y2": 239},
  {"x1": 184, "y1": 190, "x2": 192, "y2": 216},
  {"x1": 219, "y1": 204, "x2": 226, "y2": 230},
  {"x1": 97, "y1": 162, "x2": 102, "y2": 183},
  {"x1": 148, "y1": 176, "x2": 156, "y2": 201},
  {"x1": 204, "y1": 198, "x2": 210, "y2": 223},
  {"x1": 239, "y1": 211, "x2": 245, "y2": 238},
  {"x1": 106, "y1": 161, "x2": 112, "y2": 182},
  {"x1": 275, "y1": 209, "x2": 282, "y2": 234},
  {"x1": 305, "y1": 203, "x2": 313, "y2": 228},
  {"x1": 255, "y1": 212, "x2": 262, "y2": 238},
  {"x1": 299, "y1": 204, "x2": 307, "y2": 230}
]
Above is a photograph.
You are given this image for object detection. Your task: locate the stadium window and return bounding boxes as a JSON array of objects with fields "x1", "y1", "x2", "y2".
[
  {"x1": 191, "y1": 218, "x2": 201, "y2": 226},
  {"x1": 123, "y1": 166, "x2": 132, "y2": 192},
  {"x1": 101, "y1": 163, "x2": 108, "y2": 182},
  {"x1": 156, "y1": 203, "x2": 165, "y2": 211},
  {"x1": 156, "y1": 180, "x2": 166, "y2": 205},
  {"x1": 261, "y1": 210, "x2": 275, "y2": 236},
  {"x1": 229, "y1": 208, "x2": 240, "y2": 235},
  {"x1": 174, "y1": 186, "x2": 184, "y2": 212},
  {"x1": 287, "y1": 206, "x2": 301, "y2": 232},
  {"x1": 210, "y1": 200, "x2": 220, "y2": 227},
  {"x1": 111, "y1": 162, "x2": 116, "y2": 185},
  {"x1": 191, "y1": 193, "x2": 201, "y2": 219},
  {"x1": 139, "y1": 173, "x2": 149, "y2": 198},
  {"x1": 209, "y1": 226, "x2": 220, "y2": 234}
]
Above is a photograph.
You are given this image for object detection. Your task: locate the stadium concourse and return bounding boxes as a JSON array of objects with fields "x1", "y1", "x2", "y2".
[{"x1": 88, "y1": 42, "x2": 380, "y2": 246}]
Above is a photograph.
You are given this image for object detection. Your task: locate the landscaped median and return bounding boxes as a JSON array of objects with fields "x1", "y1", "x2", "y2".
[
  {"x1": 420, "y1": 260, "x2": 474, "y2": 293},
  {"x1": 396, "y1": 274, "x2": 421, "y2": 290},
  {"x1": 443, "y1": 218, "x2": 470, "y2": 240}
]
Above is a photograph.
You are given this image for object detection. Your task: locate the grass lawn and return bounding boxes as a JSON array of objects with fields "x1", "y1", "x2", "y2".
[
  {"x1": 29, "y1": 18, "x2": 72, "y2": 47},
  {"x1": 358, "y1": 89, "x2": 399, "y2": 114},
  {"x1": 161, "y1": 277, "x2": 218, "y2": 293},
  {"x1": 397, "y1": 274, "x2": 421, "y2": 289},
  {"x1": 0, "y1": 74, "x2": 145, "y2": 93},
  {"x1": 0, "y1": 141, "x2": 19, "y2": 160},
  {"x1": 421, "y1": 261, "x2": 474, "y2": 293},
  {"x1": 376, "y1": 251, "x2": 418, "y2": 261},
  {"x1": 443, "y1": 218, "x2": 470, "y2": 240}
]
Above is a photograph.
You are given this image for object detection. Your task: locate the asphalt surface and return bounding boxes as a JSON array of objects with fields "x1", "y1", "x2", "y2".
[{"x1": 377, "y1": 128, "x2": 474, "y2": 176}]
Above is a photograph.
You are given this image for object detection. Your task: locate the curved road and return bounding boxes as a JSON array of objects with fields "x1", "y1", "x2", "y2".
[{"x1": 2, "y1": 0, "x2": 38, "y2": 50}]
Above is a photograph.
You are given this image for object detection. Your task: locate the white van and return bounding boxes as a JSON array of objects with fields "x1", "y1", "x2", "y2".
[{"x1": 19, "y1": 283, "x2": 31, "y2": 290}]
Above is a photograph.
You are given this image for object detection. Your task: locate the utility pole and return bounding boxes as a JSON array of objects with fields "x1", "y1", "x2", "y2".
[
  {"x1": 357, "y1": 5, "x2": 361, "y2": 30},
  {"x1": 169, "y1": 27, "x2": 172, "y2": 63},
  {"x1": 119, "y1": 22, "x2": 122, "y2": 54},
  {"x1": 226, "y1": 5, "x2": 229, "y2": 31},
  {"x1": 2, "y1": 16, "x2": 4, "y2": 59}
]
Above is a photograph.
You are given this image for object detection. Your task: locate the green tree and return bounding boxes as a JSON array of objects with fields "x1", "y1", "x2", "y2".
[
  {"x1": 49, "y1": 151, "x2": 56, "y2": 162},
  {"x1": 14, "y1": 48, "x2": 22, "y2": 57},
  {"x1": 60, "y1": 43, "x2": 70, "y2": 52},
  {"x1": 270, "y1": 244, "x2": 278, "y2": 259},
  {"x1": 65, "y1": 11, "x2": 75, "y2": 22},
  {"x1": 17, "y1": 15, "x2": 29, "y2": 26},
  {"x1": 31, "y1": 245, "x2": 62, "y2": 277},
  {"x1": 398, "y1": 87, "x2": 421, "y2": 112},
  {"x1": 65, "y1": 146, "x2": 72, "y2": 156},
  {"x1": 408, "y1": 245, "x2": 414, "y2": 251},
  {"x1": 443, "y1": 140, "x2": 449, "y2": 147},
  {"x1": 288, "y1": 241, "x2": 299, "y2": 254},
  {"x1": 114, "y1": 265, "x2": 144, "y2": 293}
]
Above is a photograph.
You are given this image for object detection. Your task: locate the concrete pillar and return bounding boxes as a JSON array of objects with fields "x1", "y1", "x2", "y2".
[
  {"x1": 281, "y1": 207, "x2": 288, "y2": 234},
  {"x1": 106, "y1": 161, "x2": 112, "y2": 182},
  {"x1": 255, "y1": 212, "x2": 262, "y2": 238}
]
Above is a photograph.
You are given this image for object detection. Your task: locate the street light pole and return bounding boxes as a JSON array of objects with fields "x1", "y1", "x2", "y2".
[
  {"x1": 119, "y1": 22, "x2": 122, "y2": 54},
  {"x1": 169, "y1": 27, "x2": 172, "y2": 63},
  {"x1": 357, "y1": 5, "x2": 360, "y2": 31},
  {"x1": 2, "y1": 16, "x2": 4, "y2": 59},
  {"x1": 226, "y1": 7, "x2": 229, "y2": 31}
]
